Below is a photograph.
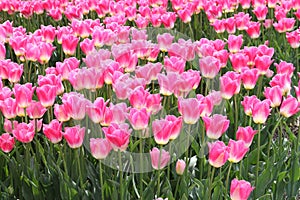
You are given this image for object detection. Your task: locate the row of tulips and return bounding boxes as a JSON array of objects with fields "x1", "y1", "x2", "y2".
[{"x1": 0, "y1": 1, "x2": 300, "y2": 200}]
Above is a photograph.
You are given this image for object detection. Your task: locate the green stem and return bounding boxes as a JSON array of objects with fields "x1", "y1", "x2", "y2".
[
  {"x1": 257, "y1": 75, "x2": 263, "y2": 98},
  {"x1": 76, "y1": 148, "x2": 83, "y2": 187},
  {"x1": 118, "y1": 150, "x2": 124, "y2": 200},
  {"x1": 99, "y1": 160, "x2": 105, "y2": 200},
  {"x1": 205, "y1": 78, "x2": 210, "y2": 96},
  {"x1": 291, "y1": 121, "x2": 300, "y2": 196},
  {"x1": 157, "y1": 145, "x2": 162, "y2": 197},
  {"x1": 139, "y1": 131, "x2": 143, "y2": 199},
  {"x1": 234, "y1": 94, "x2": 239, "y2": 133},
  {"x1": 225, "y1": 162, "x2": 233, "y2": 191},
  {"x1": 267, "y1": 116, "x2": 283, "y2": 160},
  {"x1": 174, "y1": 176, "x2": 181, "y2": 199},
  {"x1": 208, "y1": 166, "x2": 215, "y2": 200},
  {"x1": 255, "y1": 124, "x2": 261, "y2": 197}
]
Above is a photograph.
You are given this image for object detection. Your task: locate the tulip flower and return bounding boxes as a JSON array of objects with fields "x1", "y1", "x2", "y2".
[
  {"x1": 230, "y1": 179, "x2": 254, "y2": 200},
  {"x1": 13, "y1": 83, "x2": 35, "y2": 108},
  {"x1": 103, "y1": 123, "x2": 131, "y2": 152},
  {"x1": 252, "y1": 99, "x2": 271, "y2": 124},
  {"x1": 90, "y1": 138, "x2": 112, "y2": 160},
  {"x1": 178, "y1": 97, "x2": 202, "y2": 124},
  {"x1": 26, "y1": 101, "x2": 47, "y2": 119},
  {"x1": 63, "y1": 125, "x2": 85, "y2": 149},
  {"x1": 199, "y1": 56, "x2": 221, "y2": 79},
  {"x1": 0, "y1": 133, "x2": 15, "y2": 153},
  {"x1": 43, "y1": 120, "x2": 63, "y2": 144},
  {"x1": 176, "y1": 159, "x2": 186, "y2": 175},
  {"x1": 263, "y1": 86, "x2": 282, "y2": 107},
  {"x1": 280, "y1": 95, "x2": 300, "y2": 118},
  {"x1": 12, "y1": 122, "x2": 35, "y2": 143},
  {"x1": 150, "y1": 147, "x2": 170, "y2": 170},
  {"x1": 128, "y1": 108, "x2": 150, "y2": 130},
  {"x1": 227, "y1": 34, "x2": 243, "y2": 53},
  {"x1": 228, "y1": 139, "x2": 249, "y2": 163},
  {"x1": 208, "y1": 141, "x2": 229, "y2": 168},
  {"x1": 236, "y1": 126, "x2": 257, "y2": 147},
  {"x1": 202, "y1": 114, "x2": 230, "y2": 140}
]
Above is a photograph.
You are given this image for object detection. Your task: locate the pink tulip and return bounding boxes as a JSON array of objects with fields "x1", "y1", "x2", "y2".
[
  {"x1": 0, "y1": 98, "x2": 17, "y2": 119},
  {"x1": 38, "y1": 74, "x2": 64, "y2": 95},
  {"x1": 157, "y1": 72, "x2": 178, "y2": 96},
  {"x1": 128, "y1": 108, "x2": 150, "y2": 130},
  {"x1": 40, "y1": 25, "x2": 56, "y2": 43},
  {"x1": 62, "y1": 34, "x2": 79, "y2": 56},
  {"x1": 229, "y1": 53, "x2": 249, "y2": 73},
  {"x1": 269, "y1": 74, "x2": 291, "y2": 95},
  {"x1": 241, "y1": 68, "x2": 259, "y2": 90},
  {"x1": 38, "y1": 42, "x2": 55, "y2": 64},
  {"x1": 227, "y1": 34, "x2": 243, "y2": 53},
  {"x1": 150, "y1": 147, "x2": 170, "y2": 170},
  {"x1": 0, "y1": 42, "x2": 5, "y2": 60},
  {"x1": 241, "y1": 95, "x2": 260, "y2": 116},
  {"x1": 199, "y1": 56, "x2": 221, "y2": 79},
  {"x1": 36, "y1": 84, "x2": 57, "y2": 108},
  {"x1": 161, "y1": 12, "x2": 177, "y2": 29},
  {"x1": 253, "y1": 6, "x2": 268, "y2": 21},
  {"x1": 63, "y1": 125, "x2": 85, "y2": 149},
  {"x1": 80, "y1": 38, "x2": 95, "y2": 55},
  {"x1": 135, "y1": 62, "x2": 162, "y2": 84},
  {"x1": 178, "y1": 97, "x2": 201, "y2": 124},
  {"x1": 295, "y1": 82, "x2": 300, "y2": 102},
  {"x1": 164, "y1": 56, "x2": 186, "y2": 74},
  {"x1": 90, "y1": 138, "x2": 112, "y2": 159},
  {"x1": 225, "y1": 17, "x2": 236, "y2": 34},
  {"x1": 208, "y1": 141, "x2": 229, "y2": 168},
  {"x1": 62, "y1": 92, "x2": 89, "y2": 120},
  {"x1": 157, "y1": 33, "x2": 174, "y2": 52},
  {"x1": 235, "y1": 12, "x2": 251, "y2": 31},
  {"x1": 86, "y1": 97, "x2": 109, "y2": 124},
  {"x1": 13, "y1": 83, "x2": 35, "y2": 108},
  {"x1": 196, "y1": 94, "x2": 214, "y2": 117},
  {"x1": 56, "y1": 57, "x2": 80, "y2": 81},
  {"x1": 0, "y1": 133, "x2": 15, "y2": 153},
  {"x1": 7, "y1": 62, "x2": 23, "y2": 84},
  {"x1": 212, "y1": 19, "x2": 226, "y2": 33},
  {"x1": 280, "y1": 95, "x2": 300, "y2": 118},
  {"x1": 243, "y1": 46, "x2": 258, "y2": 67},
  {"x1": 103, "y1": 123, "x2": 131, "y2": 152},
  {"x1": 152, "y1": 118, "x2": 172, "y2": 145},
  {"x1": 246, "y1": 21, "x2": 261, "y2": 39},
  {"x1": 236, "y1": 126, "x2": 257, "y2": 147},
  {"x1": 176, "y1": 159, "x2": 186, "y2": 175},
  {"x1": 252, "y1": 99, "x2": 271, "y2": 124},
  {"x1": 254, "y1": 55, "x2": 273, "y2": 75},
  {"x1": 228, "y1": 139, "x2": 249, "y2": 163},
  {"x1": 286, "y1": 31, "x2": 300, "y2": 48},
  {"x1": 26, "y1": 101, "x2": 47, "y2": 119},
  {"x1": 230, "y1": 179, "x2": 254, "y2": 200},
  {"x1": 275, "y1": 61, "x2": 295, "y2": 78},
  {"x1": 54, "y1": 104, "x2": 71, "y2": 122},
  {"x1": 220, "y1": 72, "x2": 241, "y2": 100},
  {"x1": 202, "y1": 114, "x2": 230, "y2": 140},
  {"x1": 263, "y1": 86, "x2": 282, "y2": 107},
  {"x1": 13, "y1": 122, "x2": 35, "y2": 143},
  {"x1": 43, "y1": 119, "x2": 63, "y2": 144},
  {"x1": 109, "y1": 103, "x2": 129, "y2": 124}
]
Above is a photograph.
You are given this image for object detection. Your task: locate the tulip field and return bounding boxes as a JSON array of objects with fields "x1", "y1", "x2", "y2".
[{"x1": 0, "y1": 0, "x2": 300, "y2": 199}]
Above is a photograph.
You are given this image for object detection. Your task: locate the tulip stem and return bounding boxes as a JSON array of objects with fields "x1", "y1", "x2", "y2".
[
  {"x1": 118, "y1": 150, "x2": 124, "y2": 200},
  {"x1": 267, "y1": 116, "x2": 282, "y2": 162},
  {"x1": 157, "y1": 146, "x2": 162, "y2": 197},
  {"x1": 174, "y1": 175, "x2": 181, "y2": 199},
  {"x1": 255, "y1": 124, "x2": 261, "y2": 197},
  {"x1": 208, "y1": 165, "x2": 215, "y2": 200},
  {"x1": 139, "y1": 131, "x2": 143, "y2": 199},
  {"x1": 76, "y1": 148, "x2": 83, "y2": 188},
  {"x1": 225, "y1": 162, "x2": 232, "y2": 192},
  {"x1": 99, "y1": 160, "x2": 105, "y2": 200},
  {"x1": 291, "y1": 122, "x2": 300, "y2": 196},
  {"x1": 234, "y1": 95, "x2": 238, "y2": 133}
]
